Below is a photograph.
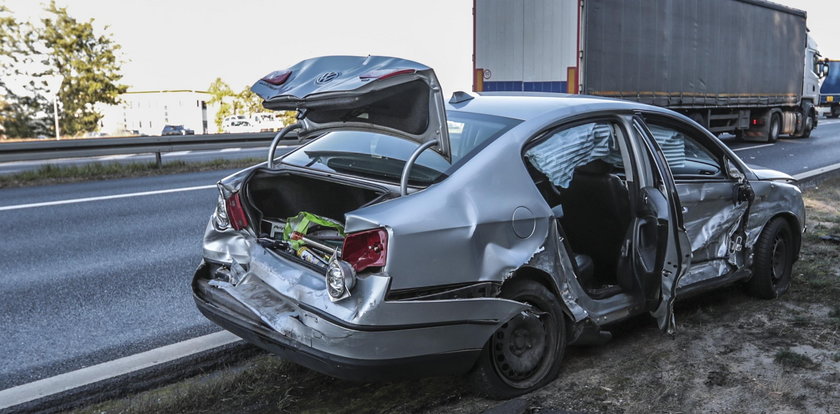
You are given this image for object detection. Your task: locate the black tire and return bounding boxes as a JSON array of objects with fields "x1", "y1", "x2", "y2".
[
  {"x1": 469, "y1": 279, "x2": 566, "y2": 399},
  {"x1": 766, "y1": 112, "x2": 780, "y2": 143},
  {"x1": 733, "y1": 129, "x2": 745, "y2": 141},
  {"x1": 831, "y1": 105, "x2": 840, "y2": 119},
  {"x1": 747, "y1": 218, "x2": 794, "y2": 299},
  {"x1": 800, "y1": 114, "x2": 813, "y2": 138}
]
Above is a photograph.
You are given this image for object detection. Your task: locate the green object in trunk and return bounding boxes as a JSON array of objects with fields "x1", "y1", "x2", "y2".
[{"x1": 283, "y1": 212, "x2": 345, "y2": 250}]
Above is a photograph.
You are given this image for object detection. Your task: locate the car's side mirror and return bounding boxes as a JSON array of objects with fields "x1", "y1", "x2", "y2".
[{"x1": 725, "y1": 158, "x2": 745, "y2": 182}]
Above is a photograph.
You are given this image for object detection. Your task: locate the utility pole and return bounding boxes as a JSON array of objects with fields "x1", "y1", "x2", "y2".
[
  {"x1": 53, "y1": 96, "x2": 60, "y2": 140},
  {"x1": 45, "y1": 75, "x2": 63, "y2": 140}
]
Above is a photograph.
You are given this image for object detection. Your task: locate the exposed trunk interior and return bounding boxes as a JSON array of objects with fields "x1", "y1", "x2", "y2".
[
  {"x1": 240, "y1": 169, "x2": 391, "y2": 271},
  {"x1": 245, "y1": 170, "x2": 389, "y2": 225}
]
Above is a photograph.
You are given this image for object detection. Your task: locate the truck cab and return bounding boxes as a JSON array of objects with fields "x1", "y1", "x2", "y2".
[{"x1": 819, "y1": 60, "x2": 840, "y2": 118}]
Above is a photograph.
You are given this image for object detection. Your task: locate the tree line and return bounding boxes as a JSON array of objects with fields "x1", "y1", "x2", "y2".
[
  {"x1": 206, "y1": 78, "x2": 296, "y2": 131},
  {"x1": 0, "y1": 1, "x2": 126, "y2": 138},
  {"x1": 0, "y1": 1, "x2": 292, "y2": 139}
]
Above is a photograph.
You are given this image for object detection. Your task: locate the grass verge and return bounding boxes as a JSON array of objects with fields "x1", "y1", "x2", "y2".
[{"x1": 0, "y1": 158, "x2": 263, "y2": 189}]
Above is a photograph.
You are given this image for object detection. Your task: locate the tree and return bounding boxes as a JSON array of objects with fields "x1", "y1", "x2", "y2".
[
  {"x1": 207, "y1": 77, "x2": 234, "y2": 130},
  {"x1": 206, "y1": 78, "x2": 297, "y2": 131},
  {"x1": 38, "y1": 1, "x2": 127, "y2": 136},
  {"x1": 1, "y1": 2, "x2": 127, "y2": 138}
]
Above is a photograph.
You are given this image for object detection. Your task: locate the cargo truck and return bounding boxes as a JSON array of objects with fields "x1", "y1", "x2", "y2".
[
  {"x1": 474, "y1": 0, "x2": 830, "y2": 141},
  {"x1": 819, "y1": 60, "x2": 840, "y2": 118}
]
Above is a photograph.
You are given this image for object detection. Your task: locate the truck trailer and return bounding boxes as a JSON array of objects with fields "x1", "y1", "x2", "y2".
[
  {"x1": 819, "y1": 60, "x2": 840, "y2": 118},
  {"x1": 474, "y1": 0, "x2": 829, "y2": 141}
]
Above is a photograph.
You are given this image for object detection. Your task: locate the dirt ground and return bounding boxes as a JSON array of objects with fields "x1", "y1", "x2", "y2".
[{"x1": 76, "y1": 179, "x2": 840, "y2": 414}]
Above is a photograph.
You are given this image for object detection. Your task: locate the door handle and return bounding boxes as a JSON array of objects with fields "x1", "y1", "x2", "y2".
[{"x1": 681, "y1": 206, "x2": 689, "y2": 214}]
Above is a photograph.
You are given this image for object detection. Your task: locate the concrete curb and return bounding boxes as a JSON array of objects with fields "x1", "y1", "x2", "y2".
[{"x1": 0, "y1": 335, "x2": 262, "y2": 414}]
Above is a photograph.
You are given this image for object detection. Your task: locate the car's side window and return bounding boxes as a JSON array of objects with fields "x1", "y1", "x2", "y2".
[
  {"x1": 643, "y1": 121, "x2": 725, "y2": 180},
  {"x1": 525, "y1": 121, "x2": 626, "y2": 189}
]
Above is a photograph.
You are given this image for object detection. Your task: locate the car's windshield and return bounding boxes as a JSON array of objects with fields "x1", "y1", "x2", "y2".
[{"x1": 282, "y1": 111, "x2": 521, "y2": 185}]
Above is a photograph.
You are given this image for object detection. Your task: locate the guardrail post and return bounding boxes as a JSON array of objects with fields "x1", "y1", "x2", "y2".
[{"x1": 155, "y1": 152, "x2": 162, "y2": 168}]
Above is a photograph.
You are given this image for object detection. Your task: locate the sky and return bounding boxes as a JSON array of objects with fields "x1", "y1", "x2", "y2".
[{"x1": 3, "y1": 0, "x2": 840, "y2": 96}]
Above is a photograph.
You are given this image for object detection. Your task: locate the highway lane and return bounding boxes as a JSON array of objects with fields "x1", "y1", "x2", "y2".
[
  {"x1": 1, "y1": 122, "x2": 839, "y2": 392},
  {"x1": 0, "y1": 171, "x2": 231, "y2": 389},
  {"x1": 724, "y1": 118, "x2": 840, "y2": 175}
]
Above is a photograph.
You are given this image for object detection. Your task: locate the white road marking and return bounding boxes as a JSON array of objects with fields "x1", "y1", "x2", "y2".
[
  {"x1": 220, "y1": 147, "x2": 242, "y2": 152},
  {"x1": 0, "y1": 184, "x2": 215, "y2": 212},
  {"x1": 793, "y1": 161, "x2": 840, "y2": 181},
  {"x1": 165, "y1": 151, "x2": 192, "y2": 156},
  {"x1": 0, "y1": 331, "x2": 241, "y2": 410},
  {"x1": 732, "y1": 143, "x2": 774, "y2": 152}
]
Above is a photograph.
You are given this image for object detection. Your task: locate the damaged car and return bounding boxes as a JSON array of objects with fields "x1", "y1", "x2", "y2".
[{"x1": 192, "y1": 55, "x2": 805, "y2": 398}]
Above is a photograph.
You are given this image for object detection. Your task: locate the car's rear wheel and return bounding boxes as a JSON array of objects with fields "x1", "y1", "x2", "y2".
[
  {"x1": 469, "y1": 279, "x2": 566, "y2": 399},
  {"x1": 747, "y1": 218, "x2": 793, "y2": 299}
]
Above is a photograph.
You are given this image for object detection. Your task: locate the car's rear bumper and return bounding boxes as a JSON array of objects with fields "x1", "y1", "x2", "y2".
[{"x1": 191, "y1": 258, "x2": 518, "y2": 380}]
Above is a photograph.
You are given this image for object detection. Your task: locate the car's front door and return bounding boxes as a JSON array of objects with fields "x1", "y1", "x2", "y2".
[
  {"x1": 630, "y1": 116, "x2": 691, "y2": 334},
  {"x1": 639, "y1": 114, "x2": 754, "y2": 290}
]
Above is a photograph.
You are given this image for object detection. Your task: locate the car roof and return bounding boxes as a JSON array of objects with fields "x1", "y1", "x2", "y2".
[{"x1": 446, "y1": 92, "x2": 662, "y2": 120}]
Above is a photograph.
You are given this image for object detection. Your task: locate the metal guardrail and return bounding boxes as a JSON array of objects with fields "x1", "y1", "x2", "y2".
[{"x1": 0, "y1": 132, "x2": 299, "y2": 165}]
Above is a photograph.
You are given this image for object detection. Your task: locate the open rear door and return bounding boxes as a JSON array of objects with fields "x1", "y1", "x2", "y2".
[
  {"x1": 251, "y1": 55, "x2": 451, "y2": 161},
  {"x1": 631, "y1": 117, "x2": 691, "y2": 334}
]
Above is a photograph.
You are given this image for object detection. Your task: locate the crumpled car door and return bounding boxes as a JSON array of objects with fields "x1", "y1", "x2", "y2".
[
  {"x1": 251, "y1": 55, "x2": 451, "y2": 161},
  {"x1": 631, "y1": 117, "x2": 692, "y2": 334}
]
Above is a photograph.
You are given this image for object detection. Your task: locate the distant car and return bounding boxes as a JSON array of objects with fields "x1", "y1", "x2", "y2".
[
  {"x1": 223, "y1": 119, "x2": 257, "y2": 134},
  {"x1": 161, "y1": 125, "x2": 194, "y2": 136},
  {"x1": 193, "y1": 56, "x2": 805, "y2": 398},
  {"x1": 251, "y1": 112, "x2": 285, "y2": 132}
]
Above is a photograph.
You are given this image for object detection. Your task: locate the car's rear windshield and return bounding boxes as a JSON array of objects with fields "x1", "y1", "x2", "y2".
[{"x1": 281, "y1": 111, "x2": 521, "y2": 185}]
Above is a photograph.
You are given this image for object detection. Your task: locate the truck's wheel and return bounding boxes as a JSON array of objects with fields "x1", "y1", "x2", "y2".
[
  {"x1": 831, "y1": 105, "x2": 840, "y2": 119},
  {"x1": 766, "y1": 113, "x2": 780, "y2": 143},
  {"x1": 794, "y1": 104, "x2": 815, "y2": 138},
  {"x1": 469, "y1": 279, "x2": 566, "y2": 399},
  {"x1": 799, "y1": 114, "x2": 813, "y2": 138},
  {"x1": 747, "y1": 218, "x2": 793, "y2": 299}
]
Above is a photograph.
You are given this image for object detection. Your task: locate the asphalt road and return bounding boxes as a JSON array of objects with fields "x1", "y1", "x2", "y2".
[
  {"x1": 1, "y1": 120, "x2": 839, "y2": 391},
  {"x1": 724, "y1": 117, "x2": 840, "y2": 175},
  {"x1": 0, "y1": 171, "x2": 228, "y2": 389}
]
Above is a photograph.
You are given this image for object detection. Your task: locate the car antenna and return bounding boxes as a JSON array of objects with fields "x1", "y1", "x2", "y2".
[{"x1": 449, "y1": 91, "x2": 475, "y2": 104}]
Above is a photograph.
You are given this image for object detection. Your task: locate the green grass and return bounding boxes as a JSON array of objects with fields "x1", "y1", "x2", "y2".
[
  {"x1": 774, "y1": 349, "x2": 818, "y2": 369},
  {"x1": 0, "y1": 158, "x2": 263, "y2": 188}
]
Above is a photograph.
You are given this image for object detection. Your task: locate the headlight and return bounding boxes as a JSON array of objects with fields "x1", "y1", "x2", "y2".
[
  {"x1": 326, "y1": 259, "x2": 356, "y2": 302},
  {"x1": 212, "y1": 194, "x2": 230, "y2": 230}
]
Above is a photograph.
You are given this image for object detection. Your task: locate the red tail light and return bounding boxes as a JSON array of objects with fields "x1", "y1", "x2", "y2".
[
  {"x1": 224, "y1": 192, "x2": 249, "y2": 230},
  {"x1": 261, "y1": 70, "x2": 292, "y2": 85},
  {"x1": 342, "y1": 228, "x2": 388, "y2": 272},
  {"x1": 359, "y1": 68, "x2": 416, "y2": 81}
]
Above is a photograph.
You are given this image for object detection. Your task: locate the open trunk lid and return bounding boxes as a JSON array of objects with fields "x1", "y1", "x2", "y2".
[{"x1": 251, "y1": 55, "x2": 451, "y2": 161}]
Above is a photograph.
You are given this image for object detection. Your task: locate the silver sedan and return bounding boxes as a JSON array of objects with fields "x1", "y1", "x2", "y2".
[{"x1": 193, "y1": 55, "x2": 804, "y2": 398}]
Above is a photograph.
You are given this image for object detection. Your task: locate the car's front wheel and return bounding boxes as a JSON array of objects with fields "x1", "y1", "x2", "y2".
[
  {"x1": 469, "y1": 279, "x2": 566, "y2": 399},
  {"x1": 747, "y1": 218, "x2": 794, "y2": 299}
]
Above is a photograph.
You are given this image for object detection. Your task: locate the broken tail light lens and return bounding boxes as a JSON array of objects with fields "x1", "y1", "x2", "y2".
[
  {"x1": 223, "y1": 192, "x2": 249, "y2": 230},
  {"x1": 341, "y1": 228, "x2": 388, "y2": 272},
  {"x1": 261, "y1": 70, "x2": 292, "y2": 86},
  {"x1": 359, "y1": 68, "x2": 416, "y2": 81}
]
